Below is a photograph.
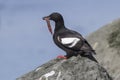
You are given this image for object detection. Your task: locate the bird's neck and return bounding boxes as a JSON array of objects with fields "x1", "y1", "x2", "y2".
[{"x1": 54, "y1": 21, "x2": 65, "y2": 32}]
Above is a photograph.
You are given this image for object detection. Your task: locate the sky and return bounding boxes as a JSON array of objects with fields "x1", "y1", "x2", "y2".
[{"x1": 0, "y1": 0, "x2": 120, "y2": 80}]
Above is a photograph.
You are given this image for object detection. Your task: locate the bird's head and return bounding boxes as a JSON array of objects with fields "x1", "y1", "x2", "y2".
[
  {"x1": 43, "y1": 12, "x2": 64, "y2": 35},
  {"x1": 43, "y1": 12, "x2": 63, "y2": 22}
]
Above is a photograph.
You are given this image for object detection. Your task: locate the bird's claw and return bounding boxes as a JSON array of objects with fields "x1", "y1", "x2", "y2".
[{"x1": 57, "y1": 55, "x2": 67, "y2": 59}]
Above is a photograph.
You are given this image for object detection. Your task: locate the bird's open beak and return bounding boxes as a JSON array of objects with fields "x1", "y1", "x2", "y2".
[{"x1": 43, "y1": 16, "x2": 53, "y2": 35}]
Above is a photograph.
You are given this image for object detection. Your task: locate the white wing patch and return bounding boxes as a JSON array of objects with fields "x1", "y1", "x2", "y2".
[{"x1": 60, "y1": 37, "x2": 80, "y2": 48}]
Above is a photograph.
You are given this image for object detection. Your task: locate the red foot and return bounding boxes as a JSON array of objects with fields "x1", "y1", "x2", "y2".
[{"x1": 57, "y1": 55, "x2": 67, "y2": 59}]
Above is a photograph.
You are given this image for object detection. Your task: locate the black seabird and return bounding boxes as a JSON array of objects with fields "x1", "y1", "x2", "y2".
[{"x1": 43, "y1": 12, "x2": 97, "y2": 62}]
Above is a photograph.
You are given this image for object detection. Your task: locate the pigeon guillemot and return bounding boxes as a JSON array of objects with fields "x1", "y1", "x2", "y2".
[{"x1": 43, "y1": 12, "x2": 97, "y2": 62}]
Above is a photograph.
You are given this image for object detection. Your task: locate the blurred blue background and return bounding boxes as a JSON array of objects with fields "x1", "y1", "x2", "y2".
[{"x1": 0, "y1": 0, "x2": 120, "y2": 80}]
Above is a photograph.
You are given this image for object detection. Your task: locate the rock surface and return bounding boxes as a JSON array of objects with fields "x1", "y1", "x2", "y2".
[
  {"x1": 17, "y1": 56, "x2": 112, "y2": 80},
  {"x1": 86, "y1": 19, "x2": 120, "y2": 80},
  {"x1": 16, "y1": 19, "x2": 120, "y2": 80}
]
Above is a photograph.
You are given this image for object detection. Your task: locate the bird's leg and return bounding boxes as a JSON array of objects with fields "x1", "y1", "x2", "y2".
[
  {"x1": 57, "y1": 55, "x2": 67, "y2": 59},
  {"x1": 64, "y1": 52, "x2": 74, "y2": 59},
  {"x1": 57, "y1": 52, "x2": 71, "y2": 59},
  {"x1": 57, "y1": 51, "x2": 78, "y2": 59}
]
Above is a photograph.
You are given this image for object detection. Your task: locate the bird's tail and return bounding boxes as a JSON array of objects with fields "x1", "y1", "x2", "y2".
[{"x1": 80, "y1": 52, "x2": 98, "y2": 63}]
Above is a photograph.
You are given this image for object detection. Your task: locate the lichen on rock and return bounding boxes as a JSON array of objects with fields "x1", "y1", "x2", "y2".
[{"x1": 17, "y1": 56, "x2": 112, "y2": 80}]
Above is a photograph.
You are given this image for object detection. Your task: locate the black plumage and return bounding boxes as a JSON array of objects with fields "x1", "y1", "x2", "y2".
[{"x1": 43, "y1": 12, "x2": 97, "y2": 62}]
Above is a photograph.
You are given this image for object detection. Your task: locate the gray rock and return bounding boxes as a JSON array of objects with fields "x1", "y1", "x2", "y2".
[
  {"x1": 86, "y1": 19, "x2": 120, "y2": 80},
  {"x1": 17, "y1": 56, "x2": 112, "y2": 80}
]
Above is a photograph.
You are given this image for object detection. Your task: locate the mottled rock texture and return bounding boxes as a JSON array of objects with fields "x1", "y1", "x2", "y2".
[
  {"x1": 86, "y1": 19, "x2": 120, "y2": 80},
  {"x1": 17, "y1": 56, "x2": 112, "y2": 80}
]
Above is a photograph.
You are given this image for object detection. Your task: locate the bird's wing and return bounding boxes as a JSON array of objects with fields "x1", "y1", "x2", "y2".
[
  {"x1": 57, "y1": 29, "x2": 85, "y2": 51},
  {"x1": 57, "y1": 29, "x2": 95, "y2": 53}
]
